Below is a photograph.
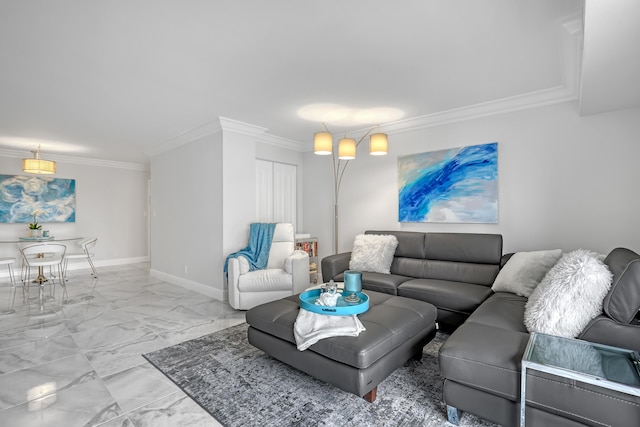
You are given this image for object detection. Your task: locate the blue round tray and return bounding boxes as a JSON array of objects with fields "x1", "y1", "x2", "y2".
[{"x1": 299, "y1": 289, "x2": 369, "y2": 316}]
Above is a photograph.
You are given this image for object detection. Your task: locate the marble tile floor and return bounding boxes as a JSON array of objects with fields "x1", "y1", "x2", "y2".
[{"x1": 0, "y1": 263, "x2": 245, "y2": 426}]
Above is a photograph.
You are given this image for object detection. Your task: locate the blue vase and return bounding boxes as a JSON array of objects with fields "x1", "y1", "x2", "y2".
[{"x1": 343, "y1": 270, "x2": 362, "y2": 303}]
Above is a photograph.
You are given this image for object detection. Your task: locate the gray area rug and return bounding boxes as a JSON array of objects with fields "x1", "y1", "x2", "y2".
[{"x1": 143, "y1": 323, "x2": 498, "y2": 427}]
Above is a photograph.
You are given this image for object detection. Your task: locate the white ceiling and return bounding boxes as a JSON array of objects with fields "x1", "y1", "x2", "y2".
[{"x1": 0, "y1": 1, "x2": 638, "y2": 165}]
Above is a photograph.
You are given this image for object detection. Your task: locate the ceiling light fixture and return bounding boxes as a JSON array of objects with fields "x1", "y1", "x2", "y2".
[
  {"x1": 313, "y1": 123, "x2": 388, "y2": 253},
  {"x1": 22, "y1": 145, "x2": 56, "y2": 174}
]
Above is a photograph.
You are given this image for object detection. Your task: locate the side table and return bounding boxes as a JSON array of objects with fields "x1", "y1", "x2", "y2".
[{"x1": 520, "y1": 332, "x2": 640, "y2": 426}]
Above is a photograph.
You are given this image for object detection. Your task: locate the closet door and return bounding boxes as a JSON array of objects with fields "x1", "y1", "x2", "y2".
[
  {"x1": 256, "y1": 159, "x2": 274, "y2": 222},
  {"x1": 256, "y1": 160, "x2": 296, "y2": 229},
  {"x1": 273, "y1": 162, "x2": 296, "y2": 227}
]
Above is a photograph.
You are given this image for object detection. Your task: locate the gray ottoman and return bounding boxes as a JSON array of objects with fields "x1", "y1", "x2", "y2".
[{"x1": 246, "y1": 290, "x2": 437, "y2": 402}]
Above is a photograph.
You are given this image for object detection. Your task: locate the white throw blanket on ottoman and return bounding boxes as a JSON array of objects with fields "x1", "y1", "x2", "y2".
[{"x1": 294, "y1": 309, "x2": 366, "y2": 351}]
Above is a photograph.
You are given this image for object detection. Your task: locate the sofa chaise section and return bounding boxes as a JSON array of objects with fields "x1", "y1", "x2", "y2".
[{"x1": 439, "y1": 247, "x2": 640, "y2": 427}]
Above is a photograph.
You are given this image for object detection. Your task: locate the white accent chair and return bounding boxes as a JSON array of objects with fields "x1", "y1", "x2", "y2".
[
  {"x1": 228, "y1": 223, "x2": 310, "y2": 310},
  {"x1": 63, "y1": 237, "x2": 98, "y2": 278}
]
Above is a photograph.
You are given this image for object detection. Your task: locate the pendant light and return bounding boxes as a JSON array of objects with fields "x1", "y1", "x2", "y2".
[{"x1": 23, "y1": 145, "x2": 56, "y2": 174}]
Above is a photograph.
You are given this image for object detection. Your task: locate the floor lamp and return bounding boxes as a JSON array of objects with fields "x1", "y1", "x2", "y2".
[{"x1": 314, "y1": 123, "x2": 388, "y2": 253}]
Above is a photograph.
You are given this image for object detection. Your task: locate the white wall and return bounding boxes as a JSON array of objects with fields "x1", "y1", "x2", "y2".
[
  {"x1": 0, "y1": 156, "x2": 149, "y2": 266},
  {"x1": 303, "y1": 102, "x2": 640, "y2": 279},
  {"x1": 221, "y1": 127, "x2": 257, "y2": 280},
  {"x1": 150, "y1": 130, "x2": 223, "y2": 298}
]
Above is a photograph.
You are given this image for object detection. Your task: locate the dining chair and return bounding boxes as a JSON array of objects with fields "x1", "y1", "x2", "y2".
[
  {"x1": 20, "y1": 243, "x2": 67, "y2": 303},
  {"x1": 63, "y1": 237, "x2": 98, "y2": 279},
  {"x1": 0, "y1": 257, "x2": 18, "y2": 313},
  {"x1": 17, "y1": 241, "x2": 49, "y2": 283}
]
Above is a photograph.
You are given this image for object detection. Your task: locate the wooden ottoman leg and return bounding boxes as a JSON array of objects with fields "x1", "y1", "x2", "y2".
[{"x1": 363, "y1": 386, "x2": 377, "y2": 403}]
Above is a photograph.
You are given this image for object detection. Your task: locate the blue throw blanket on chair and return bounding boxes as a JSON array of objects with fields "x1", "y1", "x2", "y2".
[{"x1": 224, "y1": 223, "x2": 277, "y2": 276}]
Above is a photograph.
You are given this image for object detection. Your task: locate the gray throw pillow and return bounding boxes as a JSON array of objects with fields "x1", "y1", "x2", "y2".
[{"x1": 491, "y1": 249, "x2": 563, "y2": 297}]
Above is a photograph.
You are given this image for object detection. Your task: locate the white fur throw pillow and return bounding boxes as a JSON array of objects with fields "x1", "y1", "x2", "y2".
[
  {"x1": 491, "y1": 249, "x2": 563, "y2": 297},
  {"x1": 524, "y1": 249, "x2": 613, "y2": 338},
  {"x1": 349, "y1": 234, "x2": 399, "y2": 274}
]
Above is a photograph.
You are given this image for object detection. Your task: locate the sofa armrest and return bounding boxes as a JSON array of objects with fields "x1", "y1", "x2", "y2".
[
  {"x1": 287, "y1": 250, "x2": 310, "y2": 294},
  {"x1": 284, "y1": 250, "x2": 307, "y2": 273},
  {"x1": 227, "y1": 257, "x2": 242, "y2": 309},
  {"x1": 579, "y1": 315, "x2": 640, "y2": 353},
  {"x1": 321, "y1": 252, "x2": 352, "y2": 282}
]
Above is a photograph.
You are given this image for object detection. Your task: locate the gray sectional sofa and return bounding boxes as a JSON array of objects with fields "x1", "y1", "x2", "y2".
[{"x1": 322, "y1": 230, "x2": 640, "y2": 426}]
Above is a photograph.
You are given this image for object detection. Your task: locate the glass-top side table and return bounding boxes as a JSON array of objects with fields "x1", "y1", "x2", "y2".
[{"x1": 520, "y1": 332, "x2": 640, "y2": 426}]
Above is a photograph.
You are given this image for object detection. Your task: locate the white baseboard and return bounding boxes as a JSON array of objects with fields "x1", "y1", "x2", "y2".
[
  {"x1": 149, "y1": 269, "x2": 225, "y2": 302},
  {"x1": 92, "y1": 256, "x2": 150, "y2": 268}
]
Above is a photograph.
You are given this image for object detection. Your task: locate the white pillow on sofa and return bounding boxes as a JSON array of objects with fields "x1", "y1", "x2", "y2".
[
  {"x1": 349, "y1": 234, "x2": 399, "y2": 274},
  {"x1": 491, "y1": 249, "x2": 563, "y2": 297},
  {"x1": 524, "y1": 249, "x2": 613, "y2": 338}
]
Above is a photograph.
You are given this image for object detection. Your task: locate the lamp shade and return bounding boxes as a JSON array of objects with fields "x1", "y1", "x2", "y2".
[
  {"x1": 369, "y1": 133, "x2": 388, "y2": 155},
  {"x1": 22, "y1": 158, "x2": 56, "y2": 174},
  {"x1": 338, "y1": 138, "x2": 356, "y2": 160},
  {"x1": 314, "y1": 131, "x2": 333, "y2": 155}
]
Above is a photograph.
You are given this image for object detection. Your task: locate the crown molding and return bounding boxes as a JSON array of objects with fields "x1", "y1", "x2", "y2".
[
  {"x1": 256, "y1": 133, "x2": 307, "y2": 152},
  {"x1": 150, "y1": 115, "x2": 305, "y2": 154},
  {"x1": 0, "y1": 148, "x2": 148, "y2": 171},
  {"x1": 146, "y1": 116, "x2": 304, "y2": 158},
  {"x1": 219, "y1": 116, "x2": 267, "y2": 137},
  {"x1": 297, "y1": 83, "x2": 578, "y2": 151},
  {"x1": 144, "y1": 119, "x2": 223, "y2": 158},
  {"x1": 219, "y1": 116, "x2": 308, "y2": 151},
  {"x1": 380, "y1": 85, "x2": 578, "y2": 136}
]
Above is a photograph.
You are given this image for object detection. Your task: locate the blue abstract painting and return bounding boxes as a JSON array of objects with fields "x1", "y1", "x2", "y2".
[
  {"x1": 398, "y1": 143, "x2": 498, "y2": 223},
  {"x1": 0, "y1": 175, "x2": 76, "y2": 223}
]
